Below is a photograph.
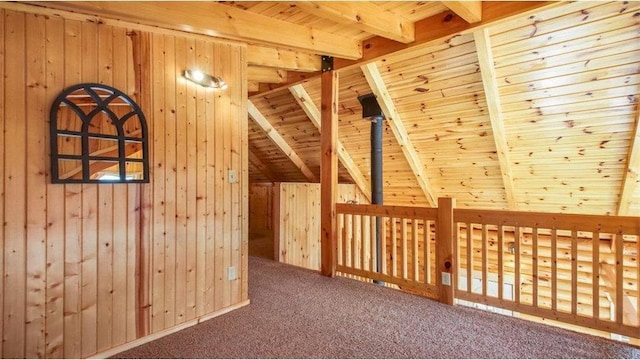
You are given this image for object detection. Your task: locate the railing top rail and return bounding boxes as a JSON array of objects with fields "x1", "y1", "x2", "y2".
[
  {"x1": 336, "y1": 203, "x2": 438, "y2": 220},
  {"x1": 454, "y1": 208, "x2": 640, "y2": 235}
]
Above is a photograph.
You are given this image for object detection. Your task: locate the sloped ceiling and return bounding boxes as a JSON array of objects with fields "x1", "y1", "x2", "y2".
[
  {"x1": 29, "y1": 1, "x2": 640, "y2": 216},
  {"x1": 248, "y1": 1, "x2": 640, "y2": 216}
]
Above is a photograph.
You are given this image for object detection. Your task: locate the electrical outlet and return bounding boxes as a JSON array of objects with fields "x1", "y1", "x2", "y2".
[
  {"x1": 227, "y1": 266, "x2": 237, "y2": 281},
  {"x1": 441, "y1": 272, "x2": 451, "y2": 286},
  {"x1": 228, "y1": 169, "x2": 237, "y2": 184}
]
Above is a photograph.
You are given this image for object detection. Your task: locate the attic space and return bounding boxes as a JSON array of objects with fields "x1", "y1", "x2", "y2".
[{"x1": 0, "y1": 1, "x2": 639, "y2": 358}]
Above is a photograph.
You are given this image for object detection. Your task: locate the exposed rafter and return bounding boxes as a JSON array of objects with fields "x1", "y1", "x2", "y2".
[
  {"x1": 334, "y1": 2, "x2": 554, "y2": 70},
  {"x1": 248, "y1": 148, "x2": 277, "y2": 182},
  {"x1": 361, "y1": 63, "x2": 437, "y2": 207},
  {"x1": 474, "y1": 28, "x2": 519, "y2": 211},
  {"x1": 247, "y1": 45, "x2": 321, "y2": 73},
  {"x1": 296, "y1": 2, "x2": 414, "y2": 44},
  {"x1": 248, "y1": 100, "x2": 317, "y2": 183},
  {"x1": 441, "y1": 1, "x2": 482, "y2": 23},
  {"x1": 616, "y1": 99, "x2": 640, "y2": 216},
  {"x1": 289, "y1": 84, "x2": 372, "y2": 202},
  {"x1": 248, "y1": 66, "x2": 287, "y2": 84},
  {"x1": 33, "y1": 1, "x2": 362, "y2": 59}
]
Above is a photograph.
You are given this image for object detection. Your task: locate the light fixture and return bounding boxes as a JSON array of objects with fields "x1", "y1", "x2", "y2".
[{"x1": 184, "y1": 69, "x2": 227, "y2": 90}]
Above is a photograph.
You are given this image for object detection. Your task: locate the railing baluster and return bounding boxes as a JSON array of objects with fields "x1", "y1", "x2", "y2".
[
  {"x1": 571, "y1": 230, "x2": 578, "y2": 316},
  {"x1": 551, "y1": 228, "x2": 557, "y2": 311},
  {"x1": 402, "y1": 218, "x2": 408, "y2": 280},
  {"x1": 342, "y1": 213, "x2": 349, "y2": 268},
  {"x1": 353, "y1": 214, "x2": 359, "y2": 269},
  {"x1": 413, "y1": 220, "x2": 419, "y2": 281},
  {"x1": 615, "y1": 230, "x2": 624, "y2": 325},
  {"x1": 498, "y1": 224, "x2": 504, "y2": 300},
  {"x1": 424, "y1": 219, "x2": 430, "y2": 285},
  {"x1": 360, "y1": 215, "x2": 367, "y2": 271},
  {"x1": 533, "y1": 227, "x2": 538, "y2": 308},
  {"x1": 514, "y1": 225, "x2": 520, "y2": 304},
  {"x1": 369, "y1": 215, "x2": 376, "y2": 273},
  {"x1": 337, "y1": 213, "x2": 344, "y2": 267},
  {"x1": 482, "y1": 224, "x2": 487, "y2": 297},
  {"x1": 391, "y1": 217, "x2": 397, "y2": 277},
  {"x1": 593, "y1": 231, "x2": 600, "y2": 320},
  {"x1": 381, "y1": 216, "x2": 387, "y2": 275},
  {"x1": 467, "y1": 223, "x2": 472, "y2": 293},
  {"x1": 454, "y1": 222, "x2": 459, "y2": 290},
  {"x1": 370, "y1": 215, "x2": 376, "y2": 272}
]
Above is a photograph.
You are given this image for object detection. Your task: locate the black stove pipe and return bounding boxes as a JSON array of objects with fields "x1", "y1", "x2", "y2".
[
  {"x1": 358, "y1": 94, "x2": 384, "y2": 285},
  {"x1": 371, "y1": 115, "x2": 383, "y2": 285}
]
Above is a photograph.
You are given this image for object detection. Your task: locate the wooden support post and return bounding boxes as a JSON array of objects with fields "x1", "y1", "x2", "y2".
[
  {"x1": 437, "y1": 197, "x2": 456, "y2": 305},
  {"x1": 320, "y1": 70, "x2": 339, "y2": 277}
]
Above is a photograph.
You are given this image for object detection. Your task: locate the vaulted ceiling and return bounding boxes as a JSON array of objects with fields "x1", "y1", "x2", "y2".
[
  {"x1": 246, "y1": 1, "x2": 640, "y2": 216},
  {"x1": 31, "y1": 1, "x2": 640, "y2": 216}
]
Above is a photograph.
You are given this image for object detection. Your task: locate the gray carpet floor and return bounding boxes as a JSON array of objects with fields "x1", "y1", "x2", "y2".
[{"x1": 114, "y1": 256, "x2": 640, "y2": 359}]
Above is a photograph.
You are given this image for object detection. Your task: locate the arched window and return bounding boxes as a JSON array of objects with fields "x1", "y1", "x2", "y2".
[{"x1": 50, "y1": 83, "x2": 149, "y2": 183}]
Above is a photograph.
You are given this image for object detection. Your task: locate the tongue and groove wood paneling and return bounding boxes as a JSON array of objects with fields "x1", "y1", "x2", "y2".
[
  {"x1": 0, "y1": 8, "x2": 248, "y2": 358},
  {"x1": 370, "y1": 32, "x2": 509, "y2": 210},
  {"x1": 489, "y1": 1, "x2": 640, "y2": 215},
  {"x1": 248, "y1": 1, "x2": 639, "y2": 217}
]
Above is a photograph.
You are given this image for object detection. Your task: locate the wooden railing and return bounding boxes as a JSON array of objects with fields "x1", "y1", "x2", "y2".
[
  {"x1": 454, "y1": 208, "x2": 640, "y2": 338},
  {"x1": 336, "y1": 203, "x2": 440, "y2": 299},
  {"x1": 335, "y1": 200, "x2": 640, "y2": 339}
]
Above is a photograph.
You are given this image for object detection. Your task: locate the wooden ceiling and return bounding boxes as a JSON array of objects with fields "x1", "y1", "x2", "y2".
[
  {"x1": 245, "y1": 1, "x2": 640, "y2": 216},
  {"x1": 27, "y1": 1, "x2": 640, "y2": 216}
]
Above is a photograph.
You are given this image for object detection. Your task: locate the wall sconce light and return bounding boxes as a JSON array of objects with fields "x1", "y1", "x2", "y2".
[{"x1": 184, "y1": 69, "x2": 227, "y2": 90}]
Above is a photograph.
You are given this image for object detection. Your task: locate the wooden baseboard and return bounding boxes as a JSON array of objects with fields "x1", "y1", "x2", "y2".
[{"x1": 91, "y1": 299, "x2": 251, "y2": 359}]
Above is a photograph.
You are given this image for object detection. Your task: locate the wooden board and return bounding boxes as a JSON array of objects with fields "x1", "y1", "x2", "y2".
[
  {"x1": 0, "y1": 9, "x2": 248, "y2": 358},
  {"x1": 276, "y1": 183, "x2": 370, "y2": 271}
]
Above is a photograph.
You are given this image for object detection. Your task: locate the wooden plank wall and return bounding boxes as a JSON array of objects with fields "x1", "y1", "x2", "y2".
[
  {"x1": 276, "y1": 182, "x2": 369, "y2": 270},
  {"x1": 0, "y1": 8, "x2": 248, "y2": 358},
  {"x1": 249, "y1": 183, "x2": 273, "y2": 236}
]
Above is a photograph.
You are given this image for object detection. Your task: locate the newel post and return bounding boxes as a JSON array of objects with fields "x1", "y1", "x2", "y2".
[{"x1": 437, "y1": 197, "x2": 456, "y2": 305}]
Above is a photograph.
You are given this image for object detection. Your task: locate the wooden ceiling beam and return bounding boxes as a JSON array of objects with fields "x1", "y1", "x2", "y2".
[
  {"x1": 251, "y1": 71, "x2": 321, "y2": 96},
  {"x1": 296, "y1": 2, "x2": 414, "y2": 44},
  {"x1": 248, "y1": 81, "x2": 260, "y2": 93},
  {"x1": 361, "y1": 63, "x2": 437, "y2": 207},
  {"x1": 248, "y1": 66, "x2": 287, "y2": 84},
  {"x1": 31, "y1": 1, "x2": 362, "y2": 59},
  {"x1": 474, "y1": 28, "x2": 519, "y2": 211},
  {"x1": 248, "y1": 148, "x2": 277, "y2": 183},
  {"x1": 247, "y1": 45, "x2": 321, "y2": 73},
  {"x1": 441, "y1": 1, "x2": 482, "y2": 23},
  {"x1": 248, "y1": 100, "x2": 317, "y2": 183},
  {"x1": 616, "y1": 99, "x2": 640, "y2": 216},
  {"x1": 253, "y1": 2, "x2": 556, "y2": 97},
  {"x1": 334, "y1": 2, "x2": 554, "y2": 70},
  {"x1": 289, "y1": 84, "x2": 372, "y2": 202}
]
